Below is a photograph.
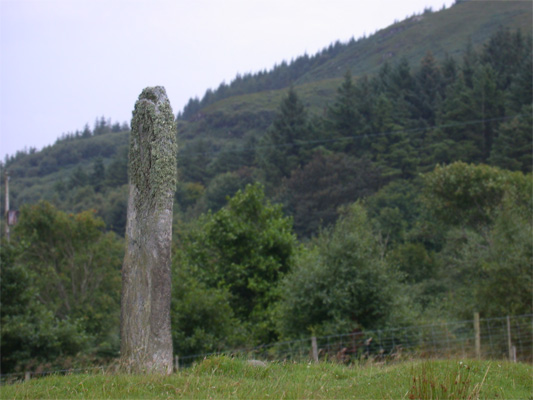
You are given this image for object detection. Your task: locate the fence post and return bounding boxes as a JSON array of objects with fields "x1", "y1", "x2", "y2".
[
  {"x1": 174, "y1": 356, "x2": 179, "y2": 372},
  {"x1": 311, "y1": 336, "x2": 319, "y2": 363},
  {"x1": 25, "y1": 371, "x2": 31, "y2": 382},
  {"x1": 506, "y1": 316, "x2": 515, "y2": 362},
  {"x1": 474, "y1": 312, "x2": 481, "y2": 359}
]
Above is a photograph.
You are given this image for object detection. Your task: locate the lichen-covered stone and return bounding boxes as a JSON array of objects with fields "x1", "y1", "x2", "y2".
[
  {"x1": 129, "y1": 86, "x2": 177, "y2": 212},
  {"x1": 121, "y1": 86, "x2": 177, "y2": 374}
]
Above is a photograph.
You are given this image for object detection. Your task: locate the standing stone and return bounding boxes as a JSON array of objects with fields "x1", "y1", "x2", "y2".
[{"x1": 120, "y1": 86, "x2": 177, "y2": 374}]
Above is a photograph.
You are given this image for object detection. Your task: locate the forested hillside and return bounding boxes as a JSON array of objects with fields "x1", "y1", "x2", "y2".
[
  {"x1": 1, "y1": 0, "x2": 531, "y2": 374},
  {"x1": 178, "y1": 0, "x2": 531, "y2": 118}
]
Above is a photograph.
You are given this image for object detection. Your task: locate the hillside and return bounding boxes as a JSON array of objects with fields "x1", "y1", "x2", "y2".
[
  {"x1": 1, "y1": 0, "x2": 531, "y2": 230},
  {"x1": 175, "y1": 1, "x2": 531, "y2": 188},
  {"x1": 178, "y1": 0, "x2": 531, "y2": 121},
  {"x1": 1, "y1": 0, "x2": 532, "y2": 374}
]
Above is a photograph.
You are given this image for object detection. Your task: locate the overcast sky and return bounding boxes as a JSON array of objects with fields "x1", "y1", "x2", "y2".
[{"x1": 0, "y1": 0, "x2": 455, "y2": 160}]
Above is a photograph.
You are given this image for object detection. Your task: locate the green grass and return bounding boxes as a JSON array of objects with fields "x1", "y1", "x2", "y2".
[{"x1": 2, "y1": 357, "x2": 531, "y2": 399}]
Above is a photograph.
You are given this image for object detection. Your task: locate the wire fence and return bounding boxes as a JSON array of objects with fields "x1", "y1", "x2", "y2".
[
  {"x1": 2, "y1": 314, "x2": 531, "y2": 384},
  {"x1": 178, "y1": 314, "x2": 532, "y2": 367}
]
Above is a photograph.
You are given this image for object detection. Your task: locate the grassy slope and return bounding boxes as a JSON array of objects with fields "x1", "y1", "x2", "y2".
[
  {"x1": 6, "y1": 131, "x2": 129, "y2": 208},
  {"x1": 2, "y1": 358, "x2": 531, "y2": 399},
  {"x1": 6, "y1": 2, "x2": 531, "y2": 191},
  {"x1": 299, "y1": 0, "x2": 533, "y2": 83},
  {"x1": 179, "y1": 1, "x2": 531, "y2": 143}
]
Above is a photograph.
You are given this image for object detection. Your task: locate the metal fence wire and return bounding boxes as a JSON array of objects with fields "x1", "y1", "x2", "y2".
[
  {"x1": 178, "y1": 314, "x2": 532, "y2": 367},
  {"x1": 1, "y1": 314, "x2": 532, "y2": 384}
]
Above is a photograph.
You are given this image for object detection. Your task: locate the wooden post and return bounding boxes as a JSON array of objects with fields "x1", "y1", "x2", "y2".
[
  {"x1": 4, "y1": 171, "x2": 9, "y2": 242},
  {"x1": 174, "y1": 356, "x2": 179, "y2": 372},
  {"x1": 120, "y1": 87, "x2": 177, "y2": 374},
  {"x1": 24, "y1": 371, "x2": 31, "y2": 382},
  {"x1": 506, "y1": 316, "x2": 513, "y2": 362},
  {"x1": 474, "y1": 312, "x2": 481, "y2": 359},
  {"x1": 311, "y1": 336, "x2": 319, "y2": 363}
]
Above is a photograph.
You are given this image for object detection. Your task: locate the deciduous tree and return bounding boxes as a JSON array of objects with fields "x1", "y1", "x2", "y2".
[{"x1": 179, "y1": 183, "x2": 297, "y2": 344}]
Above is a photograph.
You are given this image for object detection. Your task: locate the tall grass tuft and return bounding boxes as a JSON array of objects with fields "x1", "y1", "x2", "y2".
[{"x1": 407, "y1": 361, "x2": 490, "y2": 400}]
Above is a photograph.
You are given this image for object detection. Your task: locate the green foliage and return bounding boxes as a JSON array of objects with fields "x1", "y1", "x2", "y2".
[
  {"x1": 475, "y1": 200, "x2": 532, "y2": 317},
  {"x1": 177, "y1": 139, "x2": 214, "y2": 185},
  {"x1": 481, "y1": 27, "x2": 531, "y2": 92},
  {"x1": 175, "y1": 181, "x2": 205, "y2": 213},
  {"x1": 12, "y1": 202, "x2": 123, "y2": 357},
  {"x1": 3, "y1": 24, "x2": 531, "y2": 238},
  {"x1": 104, "y1": 147, "x2": 128, "y2": 187},
  {"x1": 171, "y1": 261, "x2": 241, "y2": 357},
  {"x1": 279, "y1": 151, "x2": 381, "y2": 237},
  {"x1": 324, "y1": 70, "x2": 363, "y2": 154},
  {"x1": 365, "y1": 179, "x2": 422, "y2": 244},
  {"x1": 101, "y1": 184, "x2": 128, "y2": 235},
  {"x1": 204, "y1": 170, "x2": 254, "y2": 212},
  {"x1": 408, "y1": 361, "x2": 489, "y2": 400},
  {"x1": 68, "y1": 166, "x2": 89, "y2": 189},
  {"x1": 176, "y1": 183, "x2": 298, "y2": 344},
  {"x1": 175, "y1": 2, "x2": 530, "y2": 117},
  {"x1": 423, "y1": 162, "x2": 530, "y2": 228},
  {"x1": 423, "y1": 162, "x2": 532, "y2": 318},
  {"x1": 0, "y1": 241, "x2": 90, "y2": 373},
  {"x1": 415, "y1": 51, "x2": 444, "y2": 124},
  {"x1": 435, "y1": 200, "x2": 532, "y2": 318},
  {"x1": 0, "y1": 6, "x2": 531, "y2": 372},
  {"x1": 388, "y1": 242, "x2": 435, "y2": 284},
  {"x1": 489, "y1": 105, "x2": 532, "y2": 173},
  {"x1": 278, "y1": 203, "x2": 403, "y2": 337},
  {"x1": 89, "y1": 157, "x2": 106, "y2": 192},
  {"x1": 257, "y1": 87, "x2": 314, "y2": 186}
]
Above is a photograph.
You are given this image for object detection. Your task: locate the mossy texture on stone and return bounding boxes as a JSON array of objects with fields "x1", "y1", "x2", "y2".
[
  {"x1": 129, "y1": 86, "x2": 177, "y2": 211},
  {"x1": 121, "y1": 86, "x2": 176, "y2": 374}
]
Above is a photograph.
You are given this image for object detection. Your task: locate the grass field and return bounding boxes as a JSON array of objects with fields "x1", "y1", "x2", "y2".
[{"x1": 2, "y1": 357, "x2": 531, "y2": 399}]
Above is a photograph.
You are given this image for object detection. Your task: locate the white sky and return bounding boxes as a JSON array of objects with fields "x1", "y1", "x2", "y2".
[{"x1": 0, "y1": 0, "x2": 454, "y2": 160}]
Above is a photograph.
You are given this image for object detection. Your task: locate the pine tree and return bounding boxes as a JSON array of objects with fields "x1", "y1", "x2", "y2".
[
  {"x1": 472, "y1": 64, "x2": 504, "y2": 160},
  {"x1": 441, "y1": 53, "x2": 458, "y2": 87},
  {"x1": 506, "y1": 43, "x2": 533, "y2": 112},
  {"x1": 69, "y1": 166, "x2": 89, "y2": 189},
  {"x1": 489, "y1": 105, "x2": 532, "y2": 173},
  {"x1": 438, "y1": 74, "x2": 481, "y2": 163},
  {"x1": 415, "y1": 51, "x2": 443, "y2": 124},
  {"x1": 481, "y1": 27, "x2": 529, "y2": 91},
  {"x1": 325, "y1": 70, "x2": 361, "y2": 154},
  {"x1": 461, "y1": 41, "x2": 478, "y2": 89},
  {"x1": 257, "y1": 87, "x2": 310, "y2": 186},
  {"x1": 90, "y1": 157, "x2": 106, "y2": 192}
]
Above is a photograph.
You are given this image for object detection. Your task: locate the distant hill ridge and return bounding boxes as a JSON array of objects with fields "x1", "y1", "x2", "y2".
[
  {"x1": 1, "y1": 0, "x2": 531, "y2": 231},
  {"x1": 179, "y1": 0, "x2": 532, "y2": 120}
]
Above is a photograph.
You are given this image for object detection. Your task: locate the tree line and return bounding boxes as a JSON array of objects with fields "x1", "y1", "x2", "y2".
[
  {"x1": 178, "y1": 27, "x2": 531, "y2": 237},
  {"x1": 1, "y1": 27, "x2": 531, "y2": 373},
  {"x1": 2, "y1": 162, "x2": 531, "y2": 372}
]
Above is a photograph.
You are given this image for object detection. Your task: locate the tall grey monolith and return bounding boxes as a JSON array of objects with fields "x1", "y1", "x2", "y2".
[{"x1": 120, "y1": 86, "x2": 177, "y2": 374}]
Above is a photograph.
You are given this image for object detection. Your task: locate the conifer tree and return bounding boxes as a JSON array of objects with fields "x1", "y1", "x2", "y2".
[
  {"x1": 326, "y1": 70, "x2": 361, "y2": 154},
  {"x1": 257, "y1": 87, "x2": 310, "y2": 186},
  {"x1": 489, "y1": 105, "x2": 532, "y2": 173},
  {"x1": 415, "y1": 51, "x2": 443, "y2": 124},
  {"x1": 90, "y1": 157, "x2": 105, "y2": 192},
  {"x1": 472, "y1": 64, "x2": 504, "y2": 160}
]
